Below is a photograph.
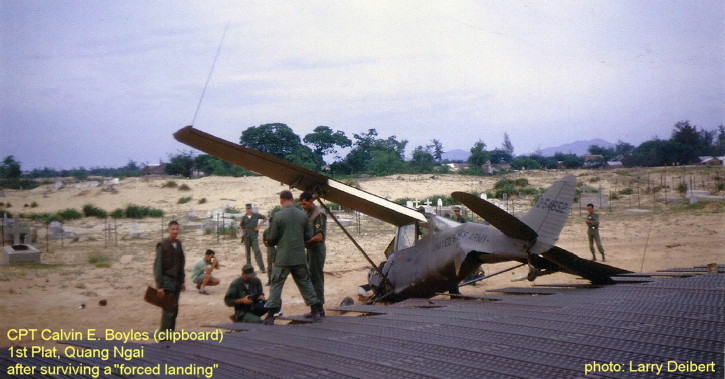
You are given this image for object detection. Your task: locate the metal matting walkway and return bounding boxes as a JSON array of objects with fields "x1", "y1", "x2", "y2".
[{"x1": 1, "y1": 268, "x2": 723, "y2": 378}]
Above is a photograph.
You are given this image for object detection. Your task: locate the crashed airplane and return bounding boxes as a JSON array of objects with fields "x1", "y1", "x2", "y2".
[{"x1": 174, "y1": 126, "x2": 630, "y2": 302}]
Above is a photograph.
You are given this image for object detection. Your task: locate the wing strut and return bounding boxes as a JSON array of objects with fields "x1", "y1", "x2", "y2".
[{"x1": 315, "y1": 197, "x2": 392, "y2": 298}]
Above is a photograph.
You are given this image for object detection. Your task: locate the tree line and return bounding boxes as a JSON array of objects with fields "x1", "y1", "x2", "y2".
[{"x1": 2, "y1": 120, "x2": 723, "y2": 188}]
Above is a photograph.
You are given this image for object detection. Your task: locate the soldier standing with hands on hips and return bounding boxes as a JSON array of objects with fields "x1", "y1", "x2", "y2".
[
  {"x1": 241, "y1": 203, "x2": 268, "y2": 273},
  {"x1": 585, "y1": 203, "x2": 606, "y2": 261}
]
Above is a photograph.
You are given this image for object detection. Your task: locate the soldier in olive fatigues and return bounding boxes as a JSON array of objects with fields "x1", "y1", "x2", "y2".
[
  {"x1": 224, "y1": 264, "x2": 266, "y2": 323},
  {"x1": 262, "y1": 190, "x2": 321, "y2": 325},
  {"x1": 585, "y1": 204, "x2": 605, "y2": 261},
  {"x1": 241, "y1": 204, "x2": 267, "y2": 273},
  {"x1": 154, "y1": 220, "x2": 185, "y2": 332},
  {"x1": 262, "y1": 210, "x2": 279, "y2": 286},
  {"x1": 452, "y1": 206, "x2": 469, "y2": 223},
  {"x1": 300, "y1": 192, "x2": 327, "y2": 316}
]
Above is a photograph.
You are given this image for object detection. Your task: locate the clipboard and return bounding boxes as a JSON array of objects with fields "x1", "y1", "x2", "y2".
[{"x1": 144, "y1": 286, "x2": 177, "y2": 310}]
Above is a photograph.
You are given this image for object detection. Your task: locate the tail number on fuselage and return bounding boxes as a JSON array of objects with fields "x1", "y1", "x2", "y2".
[{"x1": 534, "y1": 197, "x2": 569, "y2": 214}]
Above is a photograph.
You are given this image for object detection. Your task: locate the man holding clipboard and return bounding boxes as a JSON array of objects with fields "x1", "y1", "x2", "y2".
[{"x1": 152, "y1": 220, "x2": 186, "y2": 332}]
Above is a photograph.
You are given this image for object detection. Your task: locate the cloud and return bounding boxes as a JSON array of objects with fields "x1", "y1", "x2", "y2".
[{"x1": 1, "y1": 1, "x2": 722, "y2": 169}]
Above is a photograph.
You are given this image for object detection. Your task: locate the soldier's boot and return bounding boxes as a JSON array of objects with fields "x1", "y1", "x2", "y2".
[
  {"x1": 303, "y1": 304, "x2": 326, "y2": 318},
  {"x1": 591, "y1": 252, "x2": 597, "y2": 261},
  {"x1": 262, "y1": 308, "x2": 278, "y2": 325},
  {"x1": 601, "y1": 253, "x2": 606, "y2": 262},
  {"x1": 309, "y1": 303, "x2": 322, "y2": 322}
]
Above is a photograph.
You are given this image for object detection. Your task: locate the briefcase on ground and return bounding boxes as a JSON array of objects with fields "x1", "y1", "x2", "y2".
[{"x1": 144, "y1": 286, "x2": 177, "y2": 310}]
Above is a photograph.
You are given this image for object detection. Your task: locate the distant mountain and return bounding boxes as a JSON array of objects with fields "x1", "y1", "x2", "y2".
[
  {"x1": 440, "y1": 139, "x2": 614, "y2": 161},
  {"x1": 441, "y1": 149, "x2": 470, "y2": 162},
  {"x1": 537, "y1": 139, "x2": 614, "y2": 157}
]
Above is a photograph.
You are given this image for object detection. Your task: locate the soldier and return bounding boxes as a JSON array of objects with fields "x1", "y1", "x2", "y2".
[
  {"x1": 240, "y1": 203, "x2": 267, "y2": 273},
  {"x1": 262, "y1": 209, "x2": 279, "y2": 286},
  {"x1": 224, "y1": 264, "x2": 266, "y2": 323},
  {"x1": 262, "y1": 190, "x2": 322, "y2": 325},
  {"x1": 190, "y1": 249, "x2": 220, "y2": 295},
  {"x1": 154, "y1": 220, "x2": 185, "y2": 333},
  {"x1": 299, "y1": 191, "x2": 327, "y2": 317},
  {"x1": 452, "y1": 206, "x2": 469, "y2": 223},
  {"x1": 585, "y1": 203, "x2": 605, "y2": 261}
]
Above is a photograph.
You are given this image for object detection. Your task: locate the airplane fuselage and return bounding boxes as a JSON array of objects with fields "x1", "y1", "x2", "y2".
[{"x1": 369, "y1": 220, "x2": 531, "y2": 300}]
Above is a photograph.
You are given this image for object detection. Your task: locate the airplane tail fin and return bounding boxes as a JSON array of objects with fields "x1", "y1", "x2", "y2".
[{"x1": 520, "y1": 175, "x2": 576, "y2": 253}]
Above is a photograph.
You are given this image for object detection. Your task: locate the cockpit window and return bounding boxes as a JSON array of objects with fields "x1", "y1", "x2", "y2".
[{"x1": 394, "y1": 214, "x2": 461, "y2": 252}]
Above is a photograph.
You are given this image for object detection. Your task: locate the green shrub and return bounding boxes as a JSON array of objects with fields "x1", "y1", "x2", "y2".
[
  {"x1": 514, "y1": 178, "x2": 529, "y2": 187},
  {"x1": 494, "y1": 178, "x2": 529, "y2": 191},
  {"x1": 225, "y1": 206, "x2": 242, "y2": 214},
  {"x1": 30, "y1": 202, "x2": 38, "y2": 208},
  {"x1": 494, "y1": 179, "x2": 515, "y2": 189},
  {"x1": 619, "y1": 188, "x2": 634, "y2": 195},
  {"x1": 27, "y1": 213, "x2": 57, "y2": 222},
  {"x1": 677, "y1": 183, "x2": 688, "y2": 194},
  {"x1": 178, "y1": 196, "x2": 192, "y2": 204},
  {"x1": 178, "y1": 184, "x2": 191, "y2": 191},
  {"x1": 110, "y1": 208, "x2": 125, "y2": 219},
  {"x1": 216, "y1": 224, "x2": 236, "y2": 235},
  {"x1": 83, "y1": 204, "x2": 108, "y2": 218},
  {"x1": 56, "y1": 208, "x2": 82, "y2": 220},
  {"x1": 198, "y1": 198, "x2": 207, "y2": 204},
  {"x1": 88, "y1": 252, "x2": 112, "y2": 268},
  {"x1": 124, "y1": 204, "x2": 164, "y2": 218},
  {"x1": 161, "y1": 180, "x2": 178, "y2": 188}
]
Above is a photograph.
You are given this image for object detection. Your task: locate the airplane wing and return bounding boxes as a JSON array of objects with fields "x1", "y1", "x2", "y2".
[
  {"x1": 173, "y1": 126, "x2": 426, "y2": 226},
  {"x1": 451, "y1": 191, "x2": 538, "y2": 243},
  {"x1": 541, "y1": 246, "x2": 632, "y2": 284}
]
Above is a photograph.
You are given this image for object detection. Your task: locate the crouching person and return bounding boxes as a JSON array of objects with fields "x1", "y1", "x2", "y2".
[{"x1": 224, "y1": 264, "x2": 267, "y2": 323}]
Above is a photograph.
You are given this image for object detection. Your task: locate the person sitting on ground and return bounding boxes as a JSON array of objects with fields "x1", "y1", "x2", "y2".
[
  {"x1": 224, "y1": 264, "x2": 266, "y2": 323},
  {"x1": 190, "y1": 249, "x2": 220, "y2": 295}
]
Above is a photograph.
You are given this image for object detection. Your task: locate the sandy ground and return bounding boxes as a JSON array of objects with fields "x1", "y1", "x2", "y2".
[{"x1": 1, "y1": 168, "x2": 723, "y2": 348}]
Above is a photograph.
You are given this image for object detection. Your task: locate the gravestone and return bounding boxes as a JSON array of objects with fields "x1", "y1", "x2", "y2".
[
  {"x1": 3, "y1": 214, "x2": 29, "y2": 244},
  {"x1": 48, "y1": 221, "x2": 75, "y2": 240},
  {"x1": 2, "y1": 216, "x2": 42, "y2": 265},
  {"x1": 129, "y1": 222, "x2": 142, "y2": 237}
]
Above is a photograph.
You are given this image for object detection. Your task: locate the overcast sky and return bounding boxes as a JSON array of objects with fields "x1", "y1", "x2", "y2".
[{"x1": 1, "y1": 1, "x2": 723, "y2": 170}]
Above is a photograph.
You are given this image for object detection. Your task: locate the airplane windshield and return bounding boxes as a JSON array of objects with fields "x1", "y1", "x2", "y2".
[{"x1": 394, "y1": 214, "x2": 461, "y2": 252}]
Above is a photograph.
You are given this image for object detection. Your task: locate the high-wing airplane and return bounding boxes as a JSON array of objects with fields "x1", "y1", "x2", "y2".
[{"x1": 174, "y1": 126, "x2": 631, "y2": 302}]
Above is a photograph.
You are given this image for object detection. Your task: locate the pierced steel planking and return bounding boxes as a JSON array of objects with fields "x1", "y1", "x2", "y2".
[{"x1": 1, "y1": 267, "x2": 722, "y2": 378}]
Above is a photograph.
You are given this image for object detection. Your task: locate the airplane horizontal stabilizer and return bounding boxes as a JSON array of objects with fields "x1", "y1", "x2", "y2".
[
  {"x1": 173, "y1": 126, "x2": 426, "y2": 226},
  {"x1": 541, "y1": 246, "x2": 632, "y2": 284},
  {"x1": 451, "y1": 191, "x2": 537, "y2": 243}
]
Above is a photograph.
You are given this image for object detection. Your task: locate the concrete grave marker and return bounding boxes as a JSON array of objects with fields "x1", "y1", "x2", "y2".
[{"x1": 2, "y1": 215, "x2": 41, "y2": 265}]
